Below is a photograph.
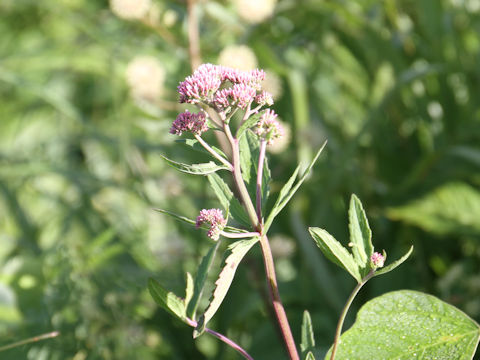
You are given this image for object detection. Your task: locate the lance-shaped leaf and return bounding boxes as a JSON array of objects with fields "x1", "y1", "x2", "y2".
[
  {"x1": 207, "y1": 173, "x2": 250, "y2": 227},
  {"x1": 186, "y1": 242, "x2": 220, "y2": 319},
  {"x1": 237, "y1": 112, "x2": 261, "y2": 139},
  {"x1": 264, "y1": 141, "x2": 327, "y2": 232},
  {"x1": 374, "y1": 246, "x2": 413, "y2": 277},
  {"x1": 194, "y1": 237, "x2": 259, "y2": 337},
  {"x1": 348, "y1": 194, "x2": 373, "y2": 276},
  {"x1": 325, "y1": 290, "x2": 480, "y2": 359},
  {"x1": 301, "y1": 310, "x2": 315, "y2": 355},
  {"x1": 309, "y1": 227, "x2": 361, "y2": 283},
  {"x1": 161, "y1": 155, "x2": 230, "y2": 175},
  {"x1": 148, "y1": 278, "x2": 186, "y2": 321}
]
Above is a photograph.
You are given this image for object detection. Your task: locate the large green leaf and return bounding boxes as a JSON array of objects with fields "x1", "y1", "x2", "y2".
[
  {"x1": 387, "y1": 182, "x2": 480, "y2": 236},
  {"x1": 161, "y1": 155, "x2": 230, "y2": 175},
  {"x1": 309, "y1": 227, "x2": 361, "y2": 283},
  {"x1": 186, "y1": 242, "x2": 220, "y2": 319},
  {"x1": 194, "y1": 237, "x2": 259, "y2": 337},
  {"x1": 148, "y1": 278, "x2": 186, "y2": 322},
  {"x1": 264, "y1": 141, "x2": 327, "y2": 231},
  {"x1": 348, "y1": 194, "x2": 373, "y2": 275},
  {"x1": 326, "y1": 290, "x2": 480, "y2": 359}
]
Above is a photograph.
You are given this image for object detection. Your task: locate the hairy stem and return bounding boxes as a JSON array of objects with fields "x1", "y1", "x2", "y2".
[
  {"x1": 194, "y1": 134, "x2": 233, "y2": 171},
  {"x1": 186, "y1": 318, "x2": 253, "y2": 360},
  {"x1": 330, "y1": 270, "x2": 375, "y2": 360},
  {"x1": 256, "y1": 140, "x2": 267, "y2": 223}
]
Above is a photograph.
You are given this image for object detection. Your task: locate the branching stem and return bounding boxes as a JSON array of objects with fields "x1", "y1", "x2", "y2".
[{"x1": 194, "y1": 134, "x2": 233, "y2": 171}]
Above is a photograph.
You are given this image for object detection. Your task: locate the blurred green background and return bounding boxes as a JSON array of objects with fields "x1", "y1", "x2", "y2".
[{"x1": 1, "y1": 0, "x2": 480, "y2": 359}]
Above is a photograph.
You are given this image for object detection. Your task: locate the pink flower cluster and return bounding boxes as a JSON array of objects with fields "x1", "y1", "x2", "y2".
[
  {"x1": 254, "y1": 109, "x2": 284, "y2": 145},
  {"x1": 370, "y1": 252, "x2": 385, "y2": 268},
  {"x1": 196, "y1": 208, "x2": 227, "y2": 240},
  {"x1": 177, "y1": 64, "x2": 271, "y2": 110},
  {"x1": 170, "y1": 110, "x2": 208, "y2": 136}
]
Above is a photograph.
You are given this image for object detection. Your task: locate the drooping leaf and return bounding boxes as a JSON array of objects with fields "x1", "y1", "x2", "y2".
[
  {"x1": 374, "y1": 246, "x2": 413, "y2": 277},
  {"x1": 301, "y1": 310, "x2": 315, "y2": 355},
  {"x1": 387, "y1": 182, "x2": 480, "y2": 236},
  {"x1": 161, "y1": 154, "x2": 230, "y2": 175},
  {"x1": 325, "y1": 290, "x2": 480, "y2": 359},
  {"x1": 175, "y1": 139, "x2": 227, "y2": 159},
  {"x1": 148, "y1": 278, "x2": 186, "y2": 322},
  {"x1": 207, "y1": 173, "x2": 250, "y2": 226},
  {"x1": 186, "y1": 242, "x2": 220, "y2": 319},
  {"x1": 264, "y1": 141, "x2": 327, "y2": 232},
  {"x1": 194, "y1": 237, "x2": 259, "y2": 337},
  {"x1": 309, "y1": 227, "x2": 361, "y2": 283},
  {"x1": 348, "y1": 194, "x2": 373, "y2": 275}
]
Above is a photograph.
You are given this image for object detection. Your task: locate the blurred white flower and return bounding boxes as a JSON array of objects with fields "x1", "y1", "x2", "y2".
[
  {"x1": 110, "y1": 0, "x2": 152, "y2": 20},
  {"x1": 163, "y1": 9, "x2": 178, "y2": 27},
  {"x1": 125, "y1": 56, "x2": 165, "y2": 101},
  {"x1": 270, "y1": 234, "x2": 296, "y2": 258},
  {"x1": 232, "y1": 0, "x2": 277, "y2": 24},
  {"x1": 218, "y1": 45, "x2": 258, "y2": 71},
  {"x1": 267, "y1": 118, "x2": 291, "y2": 154},
  {"x1": 262, "y1": 70, "x2": 283, "y2": 100}
]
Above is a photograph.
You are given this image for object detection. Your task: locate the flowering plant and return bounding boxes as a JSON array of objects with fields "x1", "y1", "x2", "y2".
[{"x1": 149, "y1": 64, "x2": 480, "y2": 360}]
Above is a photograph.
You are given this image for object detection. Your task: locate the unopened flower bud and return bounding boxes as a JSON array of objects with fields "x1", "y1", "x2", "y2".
[
  {"x1": 196, "y1": 209, "x2": 227, "y2": 241},
  {"x1": 370, "y1": 252, "x2": 385, "y2": 268},
  {"x1": 254, "y1": 109, "x2": 284, "y2": 145},
  {"x1": 170, "y1": 110, "x2": 208, "y2": 136}
]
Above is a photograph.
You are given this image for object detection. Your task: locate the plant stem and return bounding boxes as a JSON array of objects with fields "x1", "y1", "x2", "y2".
[
  {"x1": 194, "y1": 134, "x2": 233, "y2": 171},
  {"x1": 186, "y1": 318, "x2": 254, "y2": 360},
  {"x1": 256, "y1": 140, "x2": 267, "y2": 222},
  {"x1": 0, "y1": 331, "x2": 60, "y2": 352},
  {"x1": 223, "y1": 121, "x2": 299, "y2": 360},
  {"x1": 330, "y1": 270, "x2": 375, "y2": 360}
]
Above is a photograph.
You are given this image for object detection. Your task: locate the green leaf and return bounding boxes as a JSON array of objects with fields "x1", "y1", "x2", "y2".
[
  {"x1": 305, "y1": 352, "x2": 316, "y2": 360},
  {"x1": 325, "y1": 290, "x2": 480, "y2": 359},
  {"x1": 185, "y1": 272, "x2": 194, "y2": 308},
  {"x1": 374, "y1": 246, "x2": 413, "y2": 277},
  {"x1": 264, "y1": 141, "x2": 327, "y2": 232},
  {"x1": 148, "y1": 278, "x2": 186, "y2": 321},
  {"x1": 186, "y1": 242, "x2": 220, "y2": 319},
  {"x1": 238, "y1": 130, "x2": 257, "y2": 185},
  {"x1": 301, "y1": 310, "x2": 315, "y2": 355},
  {"x1": 386, "y1": 182, "x2": 480, "y2": 236},
  {"x1": 194, "y1": 237, "x2": 259, "y2": 337},
  {"x1": 348, "y1": 194, "x2": 373, "y2": 275},
  {"x1": 207, "y1": 173, "x2": 250, "y2": 227},
  {"x1": 175, "y1": 139, "x2": 227, "y2": 159},
  {"x1": 237, "y1": 112, "x2": 261, "y2": 139},
  {"x1": 161, "y1": 154, "x2": 229, "y2": 175},
  {"x1": 154, "y1": 208, "x2": 196, "y2": 226},
  {"x1": 309, "y1": 227, "x2": 361, "y2": 283}
]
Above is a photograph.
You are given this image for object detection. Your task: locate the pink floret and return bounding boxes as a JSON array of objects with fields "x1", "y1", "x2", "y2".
[
  {"x1": 170, "y1": 110, "x2": 208, "y2": 136},
  {"x1": 196, "y1": 208, "x2": 227, "y2": 241}
]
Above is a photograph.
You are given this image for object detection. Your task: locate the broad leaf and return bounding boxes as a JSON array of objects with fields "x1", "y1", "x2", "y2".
[
  {"x1": 326, "y1": 290, "x2": 480, "y2": 359},
  {"x1": 194, "y1": 237, "x2": 259, "y2": 337},
  {"x1": 148, "y1": 278, "x2": 186, "y2": 321},
  {"x1": 264, "y1": 141, "x2": 327, "y2": 232},
  {"x1": 348, "y1": 194, "x2": 373, "y2": 275},
  {"x1": 387, "y1": 182, "x2": 480, "y2": 235},
  {"x1": 301, "y1": 310, "x2": 315, "y2": 355},
  {"x1": 207, "y1": 173, "x2": 250, "y2": 226},
  {"x1": 374, "y1": 246, "x2": 413, "y2": 277},
  {"x1": 186, "y1": 242, "x2": 220, "y2": 319},
  {"x1": 309, "y1": 227, "x2": 361, "y2": 283},
  {"x1": 161, "y1": 155, "x2": 229, "y2": 175}
]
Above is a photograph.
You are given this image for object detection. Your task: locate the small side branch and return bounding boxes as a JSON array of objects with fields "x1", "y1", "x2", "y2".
[{"x1": 194, "y1": 134, "x2": 233, "y2": 171}]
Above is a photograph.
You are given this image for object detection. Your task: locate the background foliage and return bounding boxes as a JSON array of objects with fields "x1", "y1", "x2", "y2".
[{"x1": 0, "y1": 0, "x2": 479, "y2": 359}]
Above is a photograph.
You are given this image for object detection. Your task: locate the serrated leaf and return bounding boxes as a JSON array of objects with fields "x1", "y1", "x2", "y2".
[
  {"x1": 237, "y1": 112, "x2": 261, "y2": 139},
  {"x1": 161, "y1": 154, "x2": 229, "y2": 175},
  {"x1": 309, "y1": 227, "x2": 361, "y2": 283},
  {"x1": 186, "y1": 242, "x2": 220, "y2": 319},
  {"x1": 305, "y1": 352, "x2": 316, "y2": 360},
  {"x1": 264, "y1": 141, "x2": 327, "y2": 232},
  {"x1": 348, "y1": 194, "x2": 373, "y2": 275},
  {"x1": 175, "y1": 139, "x2": 227, "y2": 159},
  {"x1": 148, "y1": 278, "x2": 186, "y2": 321},
  {"x1": 374, "y1": 246, "x2": 413, "y2": 277},
  {"x1": 194, "y1": 237, "x2": 259, "y2": 337},
  {"x1": 387, "y1": 182, "x2": 480, "y2": 236},
  {"x1": 301, "y1": 310, "x2": 315, "y2": 355},
  {"x1": 325, "y1": 290, "x2": 480, "y2": 360},
  {"x1": 207, "y1": 173, "x2": 250, "y2": 227}
]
